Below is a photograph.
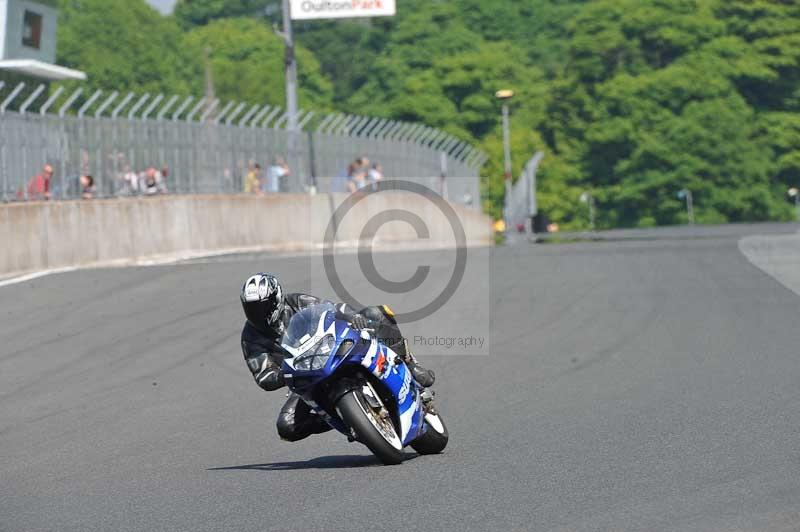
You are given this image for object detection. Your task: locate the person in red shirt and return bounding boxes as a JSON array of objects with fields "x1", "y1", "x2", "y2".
[{"x1": 27, "y1": 164, "x2": 53, "y2": 200}]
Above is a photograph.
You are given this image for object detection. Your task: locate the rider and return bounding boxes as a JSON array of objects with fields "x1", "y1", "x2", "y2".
[{"x1": 240, "y1": 273, "x2": 435, "y2": 442}]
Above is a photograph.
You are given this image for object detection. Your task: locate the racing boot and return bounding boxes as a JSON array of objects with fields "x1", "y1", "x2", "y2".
[
  {"x1": 400, "y1": 340, "x2": 435, "y2": 388},
  {"x1": 420, "y1": 388, "x2": 437, "y2": 414}
]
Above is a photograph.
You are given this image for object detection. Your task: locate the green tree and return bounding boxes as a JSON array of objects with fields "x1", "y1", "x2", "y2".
[
  {"x1": 294, "y1": 19, "x2": 392, "y2": 104},
  {"x1": 539, "y1": 0, "x2": 799, "y2": 226},
  {"x1": 174, "y1": 0, "x2": 273, "y2": 29},
  {"x1": 182, "y1": 18, "x2": 333, "y2": 109},
  {"x1": 57, "y1": 0, "x2": 196, "y2": 95}
]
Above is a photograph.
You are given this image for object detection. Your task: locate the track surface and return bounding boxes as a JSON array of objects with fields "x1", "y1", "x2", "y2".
[{"x1": 3, "y1": 224, "x2": 800, "y2": 531}]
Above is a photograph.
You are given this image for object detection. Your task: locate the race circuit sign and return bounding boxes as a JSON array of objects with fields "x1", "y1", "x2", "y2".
[{"x1": 290, "y1": 0, "x2": 396, "y2": 20}]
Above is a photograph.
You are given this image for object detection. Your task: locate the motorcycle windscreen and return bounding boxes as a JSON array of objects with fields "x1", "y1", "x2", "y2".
[{"x1": 282, "y1": 302, "x2": 337, "y2": 352}]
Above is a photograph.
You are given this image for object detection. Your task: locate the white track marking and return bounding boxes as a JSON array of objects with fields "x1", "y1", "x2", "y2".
[
  {"x1": 738, "y1": 231, "x2": 800, "y2": 297},
  {"x1": 0, "y1": 240, "x2": 489, "y2": 290},
  {"x1": 0, "y1": 267, "x2": 77, "y2": 288}
]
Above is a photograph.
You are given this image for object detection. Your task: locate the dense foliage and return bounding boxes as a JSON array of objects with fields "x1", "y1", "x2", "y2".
[{"x1": 53, "y1": 0, "x2": 800, "y2": 225}]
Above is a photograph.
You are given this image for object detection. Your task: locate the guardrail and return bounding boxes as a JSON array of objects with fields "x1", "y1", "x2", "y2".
[{"x1": 0, "y1": 82, "x2": 487, "y2": 208}]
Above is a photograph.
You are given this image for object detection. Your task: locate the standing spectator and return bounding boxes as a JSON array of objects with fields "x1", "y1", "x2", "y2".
[
  {"x1": 266, "y1": 157, "x2": 290, "y2": 193},
  {"x1": 368, "y1": 162, "x2": 384, "y2": 188},
  {"x1": 119, "y1": 165, "x2": 139, "y2": 195},
  {"x1": 244, "y1": 163, "x2": 262, "y2": 195},
  {"x1": 347, "y1": 159, "x2": 368, "y2": 192},
  {"x1": 26, "y1": 164, "x2": 53, "y2": 200}
]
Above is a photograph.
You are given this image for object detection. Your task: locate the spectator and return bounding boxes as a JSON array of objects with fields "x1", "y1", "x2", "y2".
[
  {"x1": 142, "y1": 167, "x2": 166, "y2": 196},
  {"x1": 368, "y1": 162, "x2": 383, "y2": 188},
  {"x1": 347, "y1": 159, "x2": 368, "y2": 192},
  {"x1": 119, "y1": 165, "x2": 139, "y2": 195},
  {"x1": 266, "y1": 157, "x2": 290, "y2": 193},
  {"x1": 160, "y1": 166, "x2": 170, "y2": 192},
  {"x1": 80, "y1": 175, "x2": 96, "y2": 199},
  {"x1": 244, "y1": 163, "x2": 262, "y2": 195},
  {"x1": 26, "y1": 164, "x2": 53, "y2": 200}
]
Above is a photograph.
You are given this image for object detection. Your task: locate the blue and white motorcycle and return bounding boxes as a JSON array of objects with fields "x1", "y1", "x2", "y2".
[{"x1": 280, "y1": 303, "x2": 448, "y2": 465}]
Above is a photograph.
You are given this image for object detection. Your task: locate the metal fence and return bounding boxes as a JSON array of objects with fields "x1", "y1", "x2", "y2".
[
  {"x1": 504, "y1": 152, "x2": 544, "y2": 232},
  {"x1": 0, "y1": 82, "x2": 486, "y2": 207}
]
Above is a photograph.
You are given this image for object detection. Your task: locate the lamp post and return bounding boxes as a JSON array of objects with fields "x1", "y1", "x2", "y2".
[
  {"x1": 677, "y1": 189, "x2": 695, "y2": 225},
  {"x1": 789, "y1": 187, "x2": 799, "y2": 221},
  {"x1": 280, "y1": 0, "x2": 298, "y2": 132},
  {"x1": 580, "y1": 191, "x2": 595, "y2": 231},
  {"x1": 495, "y1": 89, "x2": 514, "y2": 231}
]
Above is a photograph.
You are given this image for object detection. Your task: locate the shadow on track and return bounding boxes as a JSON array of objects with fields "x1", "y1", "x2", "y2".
[{"x1": 208, "y1": 453, "x2": 418, "y2": 471}]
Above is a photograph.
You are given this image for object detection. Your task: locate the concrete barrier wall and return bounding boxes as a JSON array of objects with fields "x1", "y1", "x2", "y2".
[{"x1": 0, "y1": 194, "x2": 493, "y2": 276}]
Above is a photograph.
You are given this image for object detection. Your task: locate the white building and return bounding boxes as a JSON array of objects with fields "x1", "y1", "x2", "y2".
[{"x1": 0, "y1": 0, "x2": 85, "y2": 81}]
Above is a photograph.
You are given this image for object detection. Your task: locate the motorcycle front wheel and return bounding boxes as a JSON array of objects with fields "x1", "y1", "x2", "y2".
[
  {"x1": 410, "y1": 412, "x2": 449, "y2": 455},
  {"x1": 336, "y1": 386, "x2": 405, "y2": 465}
]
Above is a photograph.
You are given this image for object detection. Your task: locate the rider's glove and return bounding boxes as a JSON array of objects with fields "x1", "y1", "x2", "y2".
[{"x1": 350, "y1": 314, "x2": 370, "y2": 331}]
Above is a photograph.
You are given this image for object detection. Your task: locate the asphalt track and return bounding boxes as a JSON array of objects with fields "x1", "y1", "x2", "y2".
[{"x1": 3, "y1": 223, "x2": 800, "y2": 532}]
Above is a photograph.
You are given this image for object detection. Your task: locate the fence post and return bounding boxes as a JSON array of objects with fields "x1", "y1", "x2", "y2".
[
  {"x1": 371, "y1": 119, "x2": 393, "y2": 139},
  {"x1": 77, "y1": 90, "x2": 102, "y2": 118},
  {"x1": 440, "y1": 151, "x2": 448, "y2": 199},
  {"x1": 111, "y1": 92, "x2": 135, "y2": 118},
  {"x1": 58, "y1": 88, "x2": 82, "y2": 117},
  {"x1": 308, "y1": 128, "x2": 318, "y2": 192},
  {"x1": 213, "y1": 100, "x2": 234, "y2": 124},
  {"x1": 157, "y1": 95, "x2": 180, "y2": 121},
  {"x1": 39, "y1": 86, "x2": 64, "y2": 115},
  {"x1": 250, "y1": 105, "x2": 271, "y2": 127},
  {"x1": 199, "y1": 98, "x2": 220, "y2": 122},
  {"x1": 1, "y1": 83, "x2": 26, "y2": 113},
  {"x1": 262, "y1": 107, "x2": 282, "y2": 128},
  {"x1": 226, "y1": 102, "x2": 247, "y2": 125},
  {"x1": 298, "y1": 110, "x2": 315, "y2": 130},
  {"x1": 19, "y1": 84, "x2": 46, "y2": 115},
  {"x1": 324, "y1": 114, "x2": 346, "y2": 134},
  {"x1": 316, "y1": 113, "x2": 336, "y2": 133},
  {"x1": 238, "y1": 104, "x2": 260, "y2": 127},
  {"x1": 171, "y1": 96, "x2": 194, "y2": 122},
  {"x1": 94, "y1": 91, "x2": 118, "y2": 118},
  {"x1": 141, "y1": 94, "x2": 164, "y2": 120},
  {"x1": 186, "y1": 97, "x2": 207, "y2": 122},
  {"x1": 273, "y1": 111, "x2": 289, "y2": 129},
  {"x1": 127, "y1": 94, "x2": 150, "y2": 119},
  {"x1": 0, "y1": 104, "x2": 5, "y2": 200}
]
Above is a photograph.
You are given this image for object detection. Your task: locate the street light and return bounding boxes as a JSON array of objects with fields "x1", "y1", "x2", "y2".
[
  {"x1": 789, "y1": 187, "x2": 799, "y2": 221},
  {"x1": 580, "y1": 191, "x2": 595, "y2": 231},
  {"x1": 677, "y1": 189, "x2": 695, "y2": 225},
  {"x1": 495, "y1": 89, "x2": 514, "y2": 231}
]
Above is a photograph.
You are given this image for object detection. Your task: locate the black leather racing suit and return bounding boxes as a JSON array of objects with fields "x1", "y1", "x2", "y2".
[{"x1": 241, "y1": 293, "x2": 418, "y2": 442}]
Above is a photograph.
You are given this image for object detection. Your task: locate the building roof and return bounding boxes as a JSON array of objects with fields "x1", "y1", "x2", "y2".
[{"x1": 0, "y1": 59, "x2": 86, "y2": 81}]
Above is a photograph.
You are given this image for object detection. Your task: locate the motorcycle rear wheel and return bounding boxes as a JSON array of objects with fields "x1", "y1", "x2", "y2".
[{"x1": 336, "y1": 387, "x2": 405, "y2": 465}]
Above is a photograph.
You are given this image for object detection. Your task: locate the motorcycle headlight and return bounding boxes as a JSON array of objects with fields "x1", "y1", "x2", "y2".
[{"x1": 294, "y1": 335, "x2": 335, "y2": 371}]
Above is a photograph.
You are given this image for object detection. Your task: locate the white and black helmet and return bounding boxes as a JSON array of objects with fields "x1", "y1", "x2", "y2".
[{"x1": 240, "y1": 273, "x2": 285, "y2": 334}]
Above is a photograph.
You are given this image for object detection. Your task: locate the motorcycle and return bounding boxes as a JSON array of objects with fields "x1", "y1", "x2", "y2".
[{"x1": 280, "y1": 303, "x2": 448, "y2": 465}]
